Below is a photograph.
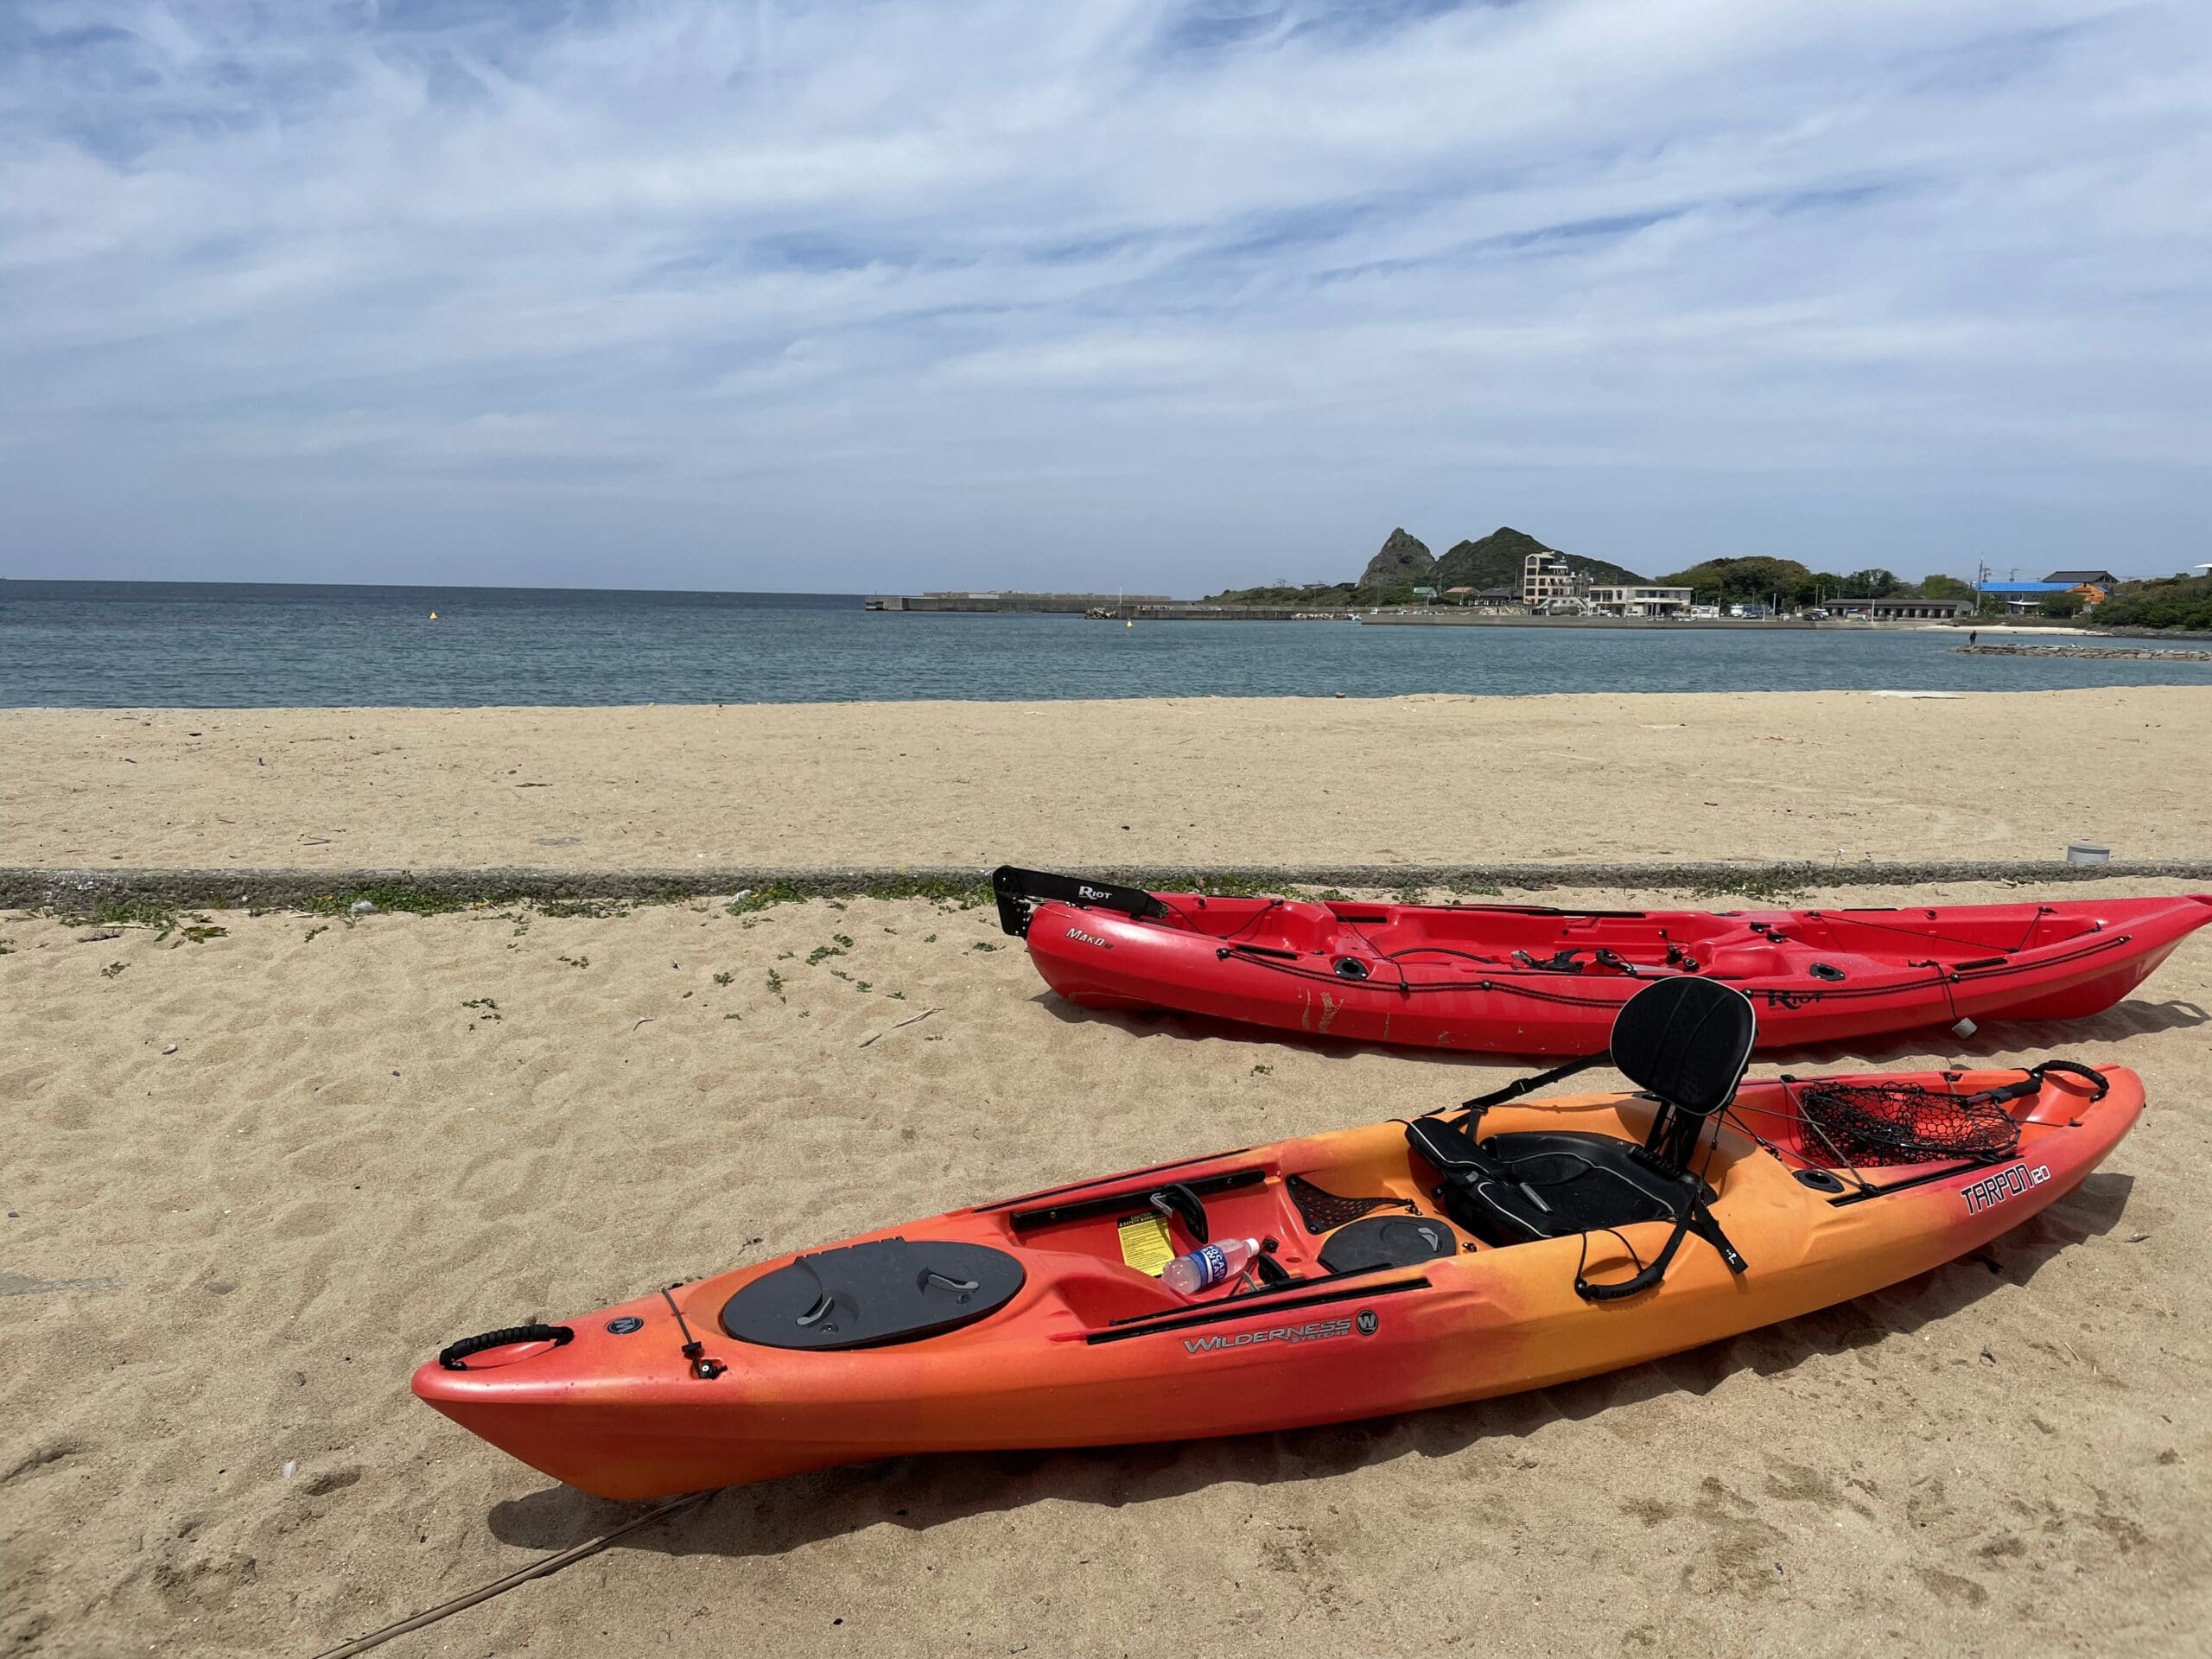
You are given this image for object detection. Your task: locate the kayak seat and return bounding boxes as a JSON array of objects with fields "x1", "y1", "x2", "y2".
[
  {"x1": 1405, "y1": 1120, "x2": 1712, "y2": 1249},
  {"x1": 1406, "y1": 976, "x2": 1757, "y2": 1252},
  {"x1": 1700, "y1": 944, "x2": 1789, "y2": 978}
]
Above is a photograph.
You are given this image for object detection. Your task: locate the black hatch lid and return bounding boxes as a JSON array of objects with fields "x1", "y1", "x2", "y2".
[
  {"x1": 721, "y1": 1237, "x2": 1026, "y2": 1351},
  {"x1": 1315, "y1": 1214, "x2": 1461, "y2": 1276}
]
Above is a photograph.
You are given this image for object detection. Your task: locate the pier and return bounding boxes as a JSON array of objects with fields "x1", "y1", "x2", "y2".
[
  {"x1": 864, "y1": 591, "x2": 1169, "y2": 614},
  {"x1": 1358, "y1": 611, "x2": 1820, "y2": 630}
]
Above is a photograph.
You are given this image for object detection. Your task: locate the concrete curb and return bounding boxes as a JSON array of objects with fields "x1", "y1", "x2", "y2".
[{"x1": 7, "y1": 861, "x2": 2211, "y2": 912}]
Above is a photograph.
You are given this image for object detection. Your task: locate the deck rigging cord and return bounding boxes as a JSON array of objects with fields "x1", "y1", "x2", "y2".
[
  {"x1": 1732, "y1": 1084, "x2": 1880, "y2": 1194},
  {"x1": 1102, "y1": 886, "x2": 2126, "y2": 1016},
  {"x1": 308, "y1": 1490, "x2": 714, "y2": 1657},
  {"x1": 1806, "y1": 904, "x2": 2056, "y2": 957}
]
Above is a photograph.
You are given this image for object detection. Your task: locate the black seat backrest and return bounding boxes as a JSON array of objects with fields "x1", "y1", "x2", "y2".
[{"x1": 1609, "y1": 977, "x2": 1757, "y2": 1119}]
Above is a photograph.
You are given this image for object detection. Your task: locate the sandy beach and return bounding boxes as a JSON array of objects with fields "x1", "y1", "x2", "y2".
[
  {"x1": 5, "y1": 694, "x2": 2211, "y2": 1658},
  {"x1": 5, "y1": 687, "x2": 2210, "y2": 873}
]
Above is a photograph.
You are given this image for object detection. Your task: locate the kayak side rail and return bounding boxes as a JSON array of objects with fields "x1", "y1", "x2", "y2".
[{"x1": 991, "y1": 865, "x2": 1173, "y2": 938}]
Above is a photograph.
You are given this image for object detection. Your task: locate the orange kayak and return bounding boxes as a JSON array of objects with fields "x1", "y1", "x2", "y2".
[
  {"x1": 995, "y1": 868, "x2": 2212, "y2": 1054},
  {"x1": 415, "y1": 1046, "x2": 2140, "y2": 1500}
]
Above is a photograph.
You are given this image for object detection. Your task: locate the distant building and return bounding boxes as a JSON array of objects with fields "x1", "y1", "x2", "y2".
[
  {"x1": 1522, "y1": 551, "x2": 1590, "y2": 609},
  {"x1": 1589, "y1": 583, "x2": 1692, "y2": 618},
  {"x1": 1828, "y1": 596, "x2": 1972, "y2": 620},
  {"x1": 2044, "y1": 569, "x2": 2118, "y2": 587},
  {"x1": 1978, "y1": 580, "x2": 2104, "y2": 614}
]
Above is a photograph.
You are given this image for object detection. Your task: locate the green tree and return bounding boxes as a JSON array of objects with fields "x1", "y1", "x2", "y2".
[
  {"x1": 2037, "y1": 592, "x2": 2085, "y2": 619},
  {"x1": 1839, "y1": 568, "x2": 1901, "y2": 598},
  {"x1": 1915, "y1": 574, "x2": 1975, "y2": 601},
  {"x1": 2094, "y1": 573, "x2": 2212, "y2": 630},
  {"x1": 1783, "y1": 570, "x2": 1851, "y2": 609},
  {"x1": 1657, "y1": 556, "x2": 1815, "y2": 608}
]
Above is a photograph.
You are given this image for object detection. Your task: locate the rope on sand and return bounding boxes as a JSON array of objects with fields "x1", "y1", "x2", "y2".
[{"x1": 308, "y1": 1491, "x2": 714, "y2": 1657}]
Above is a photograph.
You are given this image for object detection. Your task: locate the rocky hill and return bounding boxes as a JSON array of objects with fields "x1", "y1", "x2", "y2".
[
  {"x1": 1358, "y1": 528, "x2": 1435, "y2": 591},
  {"x1": 1202, "y1": 524, "x2": 1642, "y2": 604},
  {"x1": 1434, "y1": 527, "x2": 1643, "y2": 591}
]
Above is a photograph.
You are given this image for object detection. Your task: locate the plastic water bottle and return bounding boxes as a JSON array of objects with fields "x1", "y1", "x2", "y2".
[{"x1": 1162, "y1": 1237, "x2": 1262, "y2": 1295}]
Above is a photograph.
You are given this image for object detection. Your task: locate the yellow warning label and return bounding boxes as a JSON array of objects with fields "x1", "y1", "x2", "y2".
[{"x1": 1116, "y1": 1212, "x2": 1175, "y2": 1277}]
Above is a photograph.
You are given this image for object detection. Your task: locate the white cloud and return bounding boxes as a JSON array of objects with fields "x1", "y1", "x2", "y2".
[{"x1": 1, "y1": 0, "x2": 2207, "y2": 588}]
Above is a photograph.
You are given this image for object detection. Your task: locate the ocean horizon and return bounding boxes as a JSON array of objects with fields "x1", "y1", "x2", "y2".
[{"x1": 3, "y1": 577, "x2": 2207, "y2": 708}]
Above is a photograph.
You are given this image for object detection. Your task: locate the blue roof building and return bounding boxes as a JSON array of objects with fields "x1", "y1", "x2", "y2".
[{"x1": 1979, "y1": 579, "x2": 2100, "y2": 613}]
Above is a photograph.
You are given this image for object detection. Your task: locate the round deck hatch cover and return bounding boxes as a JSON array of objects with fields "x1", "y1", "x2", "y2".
[{"x1": 721, "y1": 1237, "x2": 1025, "y2": 1351}]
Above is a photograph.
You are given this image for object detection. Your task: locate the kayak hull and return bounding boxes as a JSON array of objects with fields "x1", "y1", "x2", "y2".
[
  {"x1": 416, "y1": 1065, "x2": 2141, "y2": 1499},
  {"x1": 1014, "y1": 891, "x2": 2212, "y2": 1054}
]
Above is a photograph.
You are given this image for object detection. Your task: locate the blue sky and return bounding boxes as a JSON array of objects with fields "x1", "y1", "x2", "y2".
[{"x1": 3, "y1": 0, "x2": 2207, "y2": 593}]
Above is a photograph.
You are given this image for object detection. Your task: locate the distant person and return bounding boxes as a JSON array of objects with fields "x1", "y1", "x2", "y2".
[{"x1": 1969, "y1": 630, "x2": 1978, "y2": 646}]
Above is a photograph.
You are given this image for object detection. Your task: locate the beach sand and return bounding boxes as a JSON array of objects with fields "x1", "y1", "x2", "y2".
[
  {"x1": 5, "y1": 689, "x2": 2211, "y2": 1656},
  {"x1": 5, "y1": 686, "x2": 2210, "y2": 872},
  {"x1": 5, "y1": 876, "x2": 2210, "y2": 1658}
]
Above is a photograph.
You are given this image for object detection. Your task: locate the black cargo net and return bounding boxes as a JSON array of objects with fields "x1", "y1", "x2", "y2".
[
  {"x1": 1796, "y1": 1082, "x2": 2023, "y2": 1168},
  {"x1": 1286, "y1": 1175, "x2": 1418, "y2": 1236}
]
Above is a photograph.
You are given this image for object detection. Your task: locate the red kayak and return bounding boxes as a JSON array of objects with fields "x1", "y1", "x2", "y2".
[{"x1": 993, "y1": 868, "x2": 2212, "y2": 1055}]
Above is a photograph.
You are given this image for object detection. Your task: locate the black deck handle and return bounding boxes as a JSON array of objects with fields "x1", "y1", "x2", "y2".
[
  {"x1": 1576, "y1": 1217, "x2": 1693, "y2": 1304},
  {"x1": 439, "y1": 1323, "x2": 574, "y2": 1370},
  {"x1": 1148, "y1": 1182, "x2": 1211, "y2": 1244},
  {"x1": 2027, "y1": 1059, "x2": 2111, "y2": 1102}
]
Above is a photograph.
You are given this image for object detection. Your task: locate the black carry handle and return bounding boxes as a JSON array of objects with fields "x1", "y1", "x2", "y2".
[
  {"x1": 1573, "y1": 1182, "x2": 1749, "y2": 1304},
  {"x1": 1976, "y1": 1058, "x2": 2111, "y2": 1108},
  {"x1": 438, "y1": 1323, "x2": 574, "y2": 1370},
  {"x1": 1219, "y1": 942, "x2": 1300, "y2": 961},
  {"x1": 1576, "y1": 1217, "x2": 1695, "y2": 1304},
  {"x1": 1148, "y1": 1182, "x2": 1211, "y2": 1244},
  {"x1": 992, "y1": 866, "x2": 1173, "y2": 938}
]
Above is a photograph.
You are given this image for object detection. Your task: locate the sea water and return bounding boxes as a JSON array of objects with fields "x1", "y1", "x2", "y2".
[{"x1": 3, "y1": 581, "x2": 2206, "y2": 707}]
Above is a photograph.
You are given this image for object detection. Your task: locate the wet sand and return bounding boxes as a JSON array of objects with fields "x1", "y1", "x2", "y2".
[
  {"x1": 5, "y1": 686, "x2": 2209, "y2": 873},
  {"x1": 4, "y1": 878, "x2": 2209, "y2": 1658}
]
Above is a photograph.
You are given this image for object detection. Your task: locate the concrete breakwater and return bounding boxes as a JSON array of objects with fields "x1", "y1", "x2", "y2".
[
  {"x1": 1956, "y1": 642, "x2": 2212, "y2": 663},
  {"x1": 1359, "y1": 611, "x2": 1818, "y2": 629},
  {"x1": 1098, "y1": 604, "x2": 1357, "y2": 620}
]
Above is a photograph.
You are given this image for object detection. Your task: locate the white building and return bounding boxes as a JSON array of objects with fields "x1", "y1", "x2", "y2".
[
  {"x1": 1522, "y1": 551, "x2": 1591, "y2": 609},
  {"x1": 1589, "y1": 584, "x2": 1693, "y2": 618}
]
